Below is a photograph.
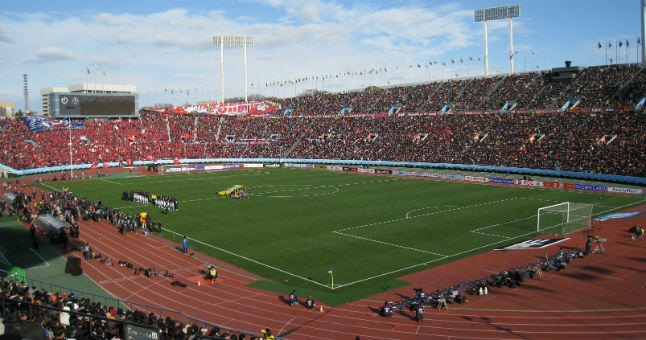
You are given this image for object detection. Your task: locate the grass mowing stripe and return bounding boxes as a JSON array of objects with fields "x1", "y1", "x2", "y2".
[
  {"x1": 35, "y1": 168, "x2": 645, "y2": 304},
  {"x1": 161, "y1": 227, "x2": 332, "y2": 289}
]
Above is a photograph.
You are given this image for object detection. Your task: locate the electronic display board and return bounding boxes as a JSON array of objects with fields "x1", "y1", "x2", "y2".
[{"x1": 53, "y1": 93, "x2": 138, "y2": 118}]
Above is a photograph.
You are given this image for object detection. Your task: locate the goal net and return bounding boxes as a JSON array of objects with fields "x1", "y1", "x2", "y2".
[{"x1": 537, "y1": 202, "x2": 594, "y2": 235}]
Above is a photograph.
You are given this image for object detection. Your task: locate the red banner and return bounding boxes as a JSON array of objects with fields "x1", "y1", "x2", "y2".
[{"x1": 159, "y1": 101, "x2": 281, "y2": 116}]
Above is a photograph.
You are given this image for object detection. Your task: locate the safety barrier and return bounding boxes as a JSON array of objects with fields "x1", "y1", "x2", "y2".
[{"x1": 2, "y1": 157, "x2": 644, "y2": 185}]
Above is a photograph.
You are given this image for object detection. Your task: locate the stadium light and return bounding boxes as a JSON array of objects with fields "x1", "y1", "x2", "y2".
[
  {"x1": 475, "y1": 4, "x2": 520, "y2": 76},
  {"x1": 213, "y1": 34, "x2": 254, "y2": 103},
  {"x1": 68, "y1": 118, "x2": 73, "y2": 179}
]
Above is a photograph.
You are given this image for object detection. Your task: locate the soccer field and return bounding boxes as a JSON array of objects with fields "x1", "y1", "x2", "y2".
[{"x1": 38, "y1": 167, "x2": 643, "y2": 297}]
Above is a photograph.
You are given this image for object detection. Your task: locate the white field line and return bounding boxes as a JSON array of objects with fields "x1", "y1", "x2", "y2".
[
  {"x1": 333, "y1": 198, "x2": 646, "y2": 289},
  {"x1": 469, "y1": 214, "x2": 536, "y2": 239},
  {"x1": 255, "y1": 185, "x2": 340, "y2": 198},
  {"x1": 0, "y1": 251, "x2": 11, "y2": 266},
  {"x1": 161, "y1": 227, "x2": 331, "y2": 289},
  {"x1": 113, "y1": 185, "x2": 341, "y2": 209},
  {"x1": 471, "y1": 215, "x2": 536, "y2": 232},
  {"x1": 39, "y1": 170, "x2": 646, "y2": 290},
  {"x1": 29, "y1": 249, "x2": 50, "y2": 268},
  {"x1": 328, "y1": 198, "x2": 524, "y2": 274},
  {"x1": 100, "y1": 178, "x2": 123, "y2": 185},
  {"x1": 39, "y1": 183, "x2": 62, "y2": 192},
  {"x1": 336, "y1": 197, "x2": 520, "y2": 234},
  {"x1": 251, "y1": 179, "x2": 392, "y2": 198},
  {"x1": 470, "y1": 230, "x2": 512, "y2": 239},
  {"x1": 333, "y1": 224, "x2": 561, "y2": 289},
  {"x1": 112, "y1": 180, "x2": 389, "y2": 208},
  {"x1": 404, "y1": 197, "x2": 520, "y2": 219},
  {"x1": 332, "y1": 230, "x2": 446, "y2": 256}
]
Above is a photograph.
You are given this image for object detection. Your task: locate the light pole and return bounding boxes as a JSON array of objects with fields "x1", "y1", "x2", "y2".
[
  {"x1": 475, "y1": 5, "x2": 520, "y2": 76},
  {"x1": 213, "y1": 34, "x2": 254, "y2": 103},
  {"x1": 68, "y1": 118, "x2": 73, "y2": 179}
]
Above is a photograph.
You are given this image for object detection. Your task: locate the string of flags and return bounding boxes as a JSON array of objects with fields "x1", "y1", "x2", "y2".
[
  {"x1": 597, "y1": 38, "x2": 640, "y2": 49},
  {"x1": 261, "y1": 56, "x2": 484, "y2": 88},
  {"x1": 134, "y1": 55, "x2": 488, "y2": 97}
]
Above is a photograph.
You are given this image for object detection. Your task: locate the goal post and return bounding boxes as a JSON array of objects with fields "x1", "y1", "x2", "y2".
[{"x1": 537, "y1": 202, "x2": 594, "y2": 235}]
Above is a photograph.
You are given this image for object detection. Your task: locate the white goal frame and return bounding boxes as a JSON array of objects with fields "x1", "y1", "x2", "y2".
[{"x1": 537, "y1": 202, "x2": 570, "y2": 232}]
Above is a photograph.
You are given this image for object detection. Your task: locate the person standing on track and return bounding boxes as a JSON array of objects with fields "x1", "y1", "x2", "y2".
[
  {"x1": 182, "y1": 235, "x2": 189, "y2": 254},
  {"x1": 415, "y1": 304, "x2": 424, "y2": 322}
]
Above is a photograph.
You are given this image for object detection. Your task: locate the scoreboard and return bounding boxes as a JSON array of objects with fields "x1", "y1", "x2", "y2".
[{"x1": 51, "y1": 93, "x2": 138, "y2": 118}]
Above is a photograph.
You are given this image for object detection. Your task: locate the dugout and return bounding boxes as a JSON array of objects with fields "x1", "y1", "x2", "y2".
[{"x1": 35, "y1": 214, "x2": 69, "y2": 243}]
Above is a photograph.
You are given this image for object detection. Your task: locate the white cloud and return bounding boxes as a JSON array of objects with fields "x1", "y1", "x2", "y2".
[
  {"x1": 29, "y1": 47, "x2": 76, "y2": 63},
  {"x1": 94, "y1": 12, "x2": 137, "y2": 26},
  {"x1": 0, "y1": 23, "x2": 13, "y2": 43},
  {"x1": 255, "y1": 0, "x2": 350, "y2": 23},
  {"x1": 0, "y1": 1, "x2": 501, "y2": 110},
  {"x1": 235, "y1": 15, "x2": 255, "y2": 22}
]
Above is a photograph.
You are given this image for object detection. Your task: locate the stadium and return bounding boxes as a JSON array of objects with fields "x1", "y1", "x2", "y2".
[{"x1": 1, "y1": 2, "x2": 645, "y2": 340}]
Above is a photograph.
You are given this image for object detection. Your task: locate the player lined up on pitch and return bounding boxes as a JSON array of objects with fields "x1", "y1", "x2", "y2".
[{"x1": 123, "y1": 189, "x2": 178, "y2": 211}]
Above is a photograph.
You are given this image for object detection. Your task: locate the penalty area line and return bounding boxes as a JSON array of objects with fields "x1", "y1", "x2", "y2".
[
  {"x1": 336, "y1": 197, "x2": 521, "y2": 234},
  {"x1": 100, "y1": 178, "x2": 123, "y2": 185},
  {"x1": 332, "y1": 199, "x2": 646, "y2": 290},
  {"x1": 334, "y1": 228, "x2": 543, "y2": 290},
  {"x1": 332, "y1": 230, "x2": 446, "y2": 256}
]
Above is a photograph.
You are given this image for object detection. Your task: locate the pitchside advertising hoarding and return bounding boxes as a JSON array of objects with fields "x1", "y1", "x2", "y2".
[
  {"x1": 325, "y1": 165, "x2": 643, "y2": 195},
  {"x1": 52, "y1": 93, "x2": 138, "y2": 118}
]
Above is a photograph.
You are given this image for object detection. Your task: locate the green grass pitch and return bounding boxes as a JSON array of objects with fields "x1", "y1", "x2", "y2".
[{"x1": 37, "y1": 167, "x2": 644, "y2": 303}]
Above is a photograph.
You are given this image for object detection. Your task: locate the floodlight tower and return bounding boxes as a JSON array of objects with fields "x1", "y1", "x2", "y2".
[
  {"x1": 23, "y1": 74, "x2": 29, "y2": 113},
  {"x1": 213, "y1": 34, "x2": 254, "y2": 103},
  {"x1": 475, "y1": 4, "x2": 520, "y2": 76}
]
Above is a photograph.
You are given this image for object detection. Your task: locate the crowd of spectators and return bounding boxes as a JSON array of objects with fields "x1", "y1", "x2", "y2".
[
  {"x1": 0, "y1": 276, "x2": 263, "y2": 339},
  {"x1": 0, "y1": 64, "x2": 643, "y2": 177},
  {"x1": 42, "y1": 189, "x2": 164, "y2": 237},
  {"x1": 378, "y1": 247, "x2": 583, "y2": 320},
  {"x1": 269, "y1": 64, "x2": 644, "y2": 114},
  {"x1": 0, "y1": 186, "x2": 267, "y2": 340}
]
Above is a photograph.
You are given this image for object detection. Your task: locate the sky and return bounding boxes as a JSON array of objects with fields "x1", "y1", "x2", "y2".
[{"x1": 0, "y1": 0, "x2": 641, "y2": 112}]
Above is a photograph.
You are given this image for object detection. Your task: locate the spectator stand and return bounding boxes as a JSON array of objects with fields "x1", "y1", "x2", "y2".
[{"x1": 0, "y1": 268, "x2": 268, "y2": 340}]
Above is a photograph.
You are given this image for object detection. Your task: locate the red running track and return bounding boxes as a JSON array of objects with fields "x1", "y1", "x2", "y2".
[
  {"x1": 6, "y1": 173, "x2": 646, "y2": 340},
  {"x1": 62, "y1": 204, "x2": 646, "y2": 340}
]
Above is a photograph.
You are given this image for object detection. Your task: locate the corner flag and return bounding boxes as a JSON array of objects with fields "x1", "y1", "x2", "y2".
[{"x1": 328, "y1": 268, "x2": 334, "y2": 289}]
